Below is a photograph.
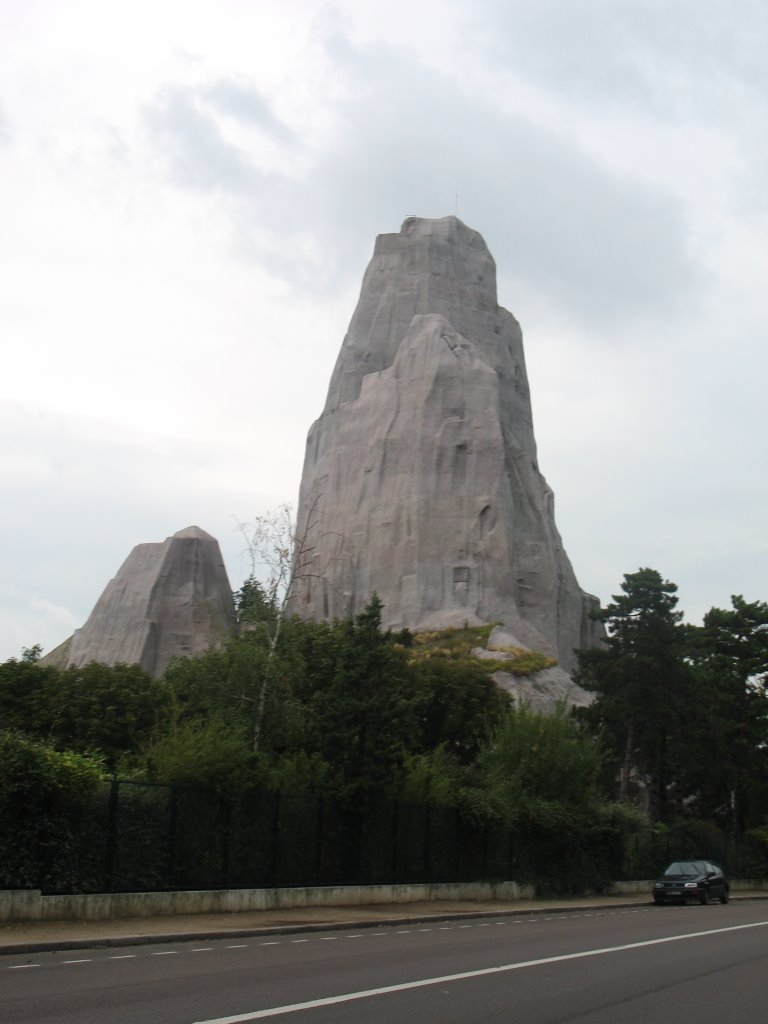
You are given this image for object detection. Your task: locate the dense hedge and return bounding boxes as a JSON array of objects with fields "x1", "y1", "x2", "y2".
[{"x1": 4, "y1": 772, "x2": 766, "y2": 895}]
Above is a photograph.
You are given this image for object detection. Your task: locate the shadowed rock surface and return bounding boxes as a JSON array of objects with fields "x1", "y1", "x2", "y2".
[
  {"x1": 46, "y1": 527, "x2": 235, "y2": 677},
  {"x1": 292, "y1": 216, "x2": 601, "y2": 675}
]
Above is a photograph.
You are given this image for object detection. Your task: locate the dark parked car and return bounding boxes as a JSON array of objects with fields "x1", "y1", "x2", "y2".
[{"x1": 653, "y1": 860, "x2": 729, "y2": 905}]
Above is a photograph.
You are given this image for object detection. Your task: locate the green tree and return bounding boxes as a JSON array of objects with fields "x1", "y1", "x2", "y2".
[
  {"x1": 307, "y1": 596, "x2": 417, "y2": 805},
  {"x1": 0, "y1": 657, "x2": 60, "y2": 735},
  {"x1": 410, "y1": 655, "x2": 511, "y2": 765},
  {"x1": 235, "y1": 576, "x2": 278, "y2": 631},
  {"x1": 39, "y1": 662, "x2": 171, "y2": 768},
  {"x1": 472, "y1": 704, "x2": 603, "y2": 828},
  {"x1": 142, "y1": 717, "x2": 255, "y2": 794},
  {"x1": 235, "y1": 499, "x2": 323, "y2": 751},
  {"x1": 682, "y1": 596, "x2": 768, "y2": 829},
  {"x1": 0, "y1": 730, "x2": 107, "y2": 888},
  {"x1": 575, "y1": 568, "x2": 690, "y2": 821},
  {"x1": 163, "y1": 618, "x2": 312, "y2": 759}
]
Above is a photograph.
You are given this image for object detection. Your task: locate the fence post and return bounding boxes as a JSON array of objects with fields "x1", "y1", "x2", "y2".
[
  {"x1": 104, "y1": 778, "x2": 120, "y2": 892},
  {"x1": 221, "y1": 798, "x2": 232, "y2": 889},
  {"x1": 391, "y1": 802, "x2": 399, "y2": 883},
  {"x1": 167, "y1": 785, "x2": 178, "y2": 888},
  {"x1": 269, "y1": 791, "x2": 281, "y2": 886},
  {"x1": 314, "y1": 797, "x2": 324, "y2": 885},
  {"x1": 423, "y1": 803, "x2": 432, "y2": 882}
]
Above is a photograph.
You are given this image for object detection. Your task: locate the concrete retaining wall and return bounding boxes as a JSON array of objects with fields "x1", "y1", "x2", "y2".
[
  {"x1": 3, "y1": 878, "x2": 764, "y2": 923},
  {"x1": 0, "y1": 881, "x2": 534, "y2": 923}
]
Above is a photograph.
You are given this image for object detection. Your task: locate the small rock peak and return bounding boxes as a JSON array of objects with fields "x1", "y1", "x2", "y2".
[
  {"x1": 171, "y1": 526, "x2": 215, "y2": 542},
  {"x1": 59, "y1": 526, "x2": 235, "y2": 676}
]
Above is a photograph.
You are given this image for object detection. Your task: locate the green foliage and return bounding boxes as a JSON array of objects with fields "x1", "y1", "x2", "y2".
[
  {"x1": 408, "y1": 624, "x2": 556, "y2": 675},
  {"x1": 235, "y1": 575, "x2": 278, "y2": 631},
  {"x1": 680, "y1": 596, "x2": 768, "y2": 829},
  {"x1": 6, "y1": 570, "x2": 768, "y2": 896},
  {"x1": 409, "y1": 623, "x2": 497, "y2": 657},
  {"x1": 0, "y1": 729, "x2": 106, "y2": 796},
  {"x1": 0, "y1": 730, "x2": 107, "y2": 888},
  {"x1": 306, "y1": 596, "x2": 418, "y2": 805},
  {"x1": 40, "y1": 661, "x2": 172, "y2": 768},
  {"x1": 411, "y1": 655, "x2": 511, "y2": 764},
  {"x1": 143, "y1": 717, "x2": 255, "y2": 793},
  {"x1": 260, "y1": 750, "x2": 332, "y2": 795},
  {"x1": 575, "y1": 568, "x2": 690, "y2": 820},
  {"x1": 0, "y1": 658, "x2": 171, "y2": 769},
  {"x1": 400, "y1": 747, "x2": 462, "y2": 805},
  {"x1": 497, "y1": 649, "x2": 558, "y2": 675},
  {"x1": 21, "y1": 644, "x2": 43, "y2": 663},
  {"x1": 577, "y1": 573, "x2": 768, "y2": 830},
  {"x1": 0, "y1": 656, "x2": 60, "y2": 734},
  {"x1": 472, "y1": 704, "x2": 603, "y2": 829},
  {"x1": 164, "y1": 640, "x2": 269, "y2": 731}
]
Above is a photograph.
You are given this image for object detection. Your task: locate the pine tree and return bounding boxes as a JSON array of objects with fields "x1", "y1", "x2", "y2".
[{"x1": 576, "y1": 568, "x2": 689, "y2": 821}]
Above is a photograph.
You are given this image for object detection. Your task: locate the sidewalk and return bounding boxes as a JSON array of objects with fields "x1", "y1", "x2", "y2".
[{"x1": 5, "y1": 892, "x2": 766, "y2": 955}]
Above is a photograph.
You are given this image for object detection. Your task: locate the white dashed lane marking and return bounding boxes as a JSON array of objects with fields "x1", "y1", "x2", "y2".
[{"x1": 0, "y1": 905, "x2": 690, "y2": 972}]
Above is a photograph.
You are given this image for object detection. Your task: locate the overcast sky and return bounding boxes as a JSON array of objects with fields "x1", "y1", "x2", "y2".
[{"x1": 1, "y1": 0, "x2": 766, "y2": 660}]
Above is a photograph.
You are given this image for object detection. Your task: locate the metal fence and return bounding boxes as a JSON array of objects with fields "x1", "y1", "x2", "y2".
[{"x1": 6, "y1": 780, "x2": 768, "y2": 895}]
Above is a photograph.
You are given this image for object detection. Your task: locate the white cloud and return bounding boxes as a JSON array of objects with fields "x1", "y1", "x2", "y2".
[{"x1": 0, "y1": 0, "x2": 765, "y2": 658}]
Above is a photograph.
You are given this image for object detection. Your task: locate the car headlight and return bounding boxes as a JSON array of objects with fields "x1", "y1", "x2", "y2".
[{"x1": 684, "y1": 882, "x2": 698, "y2": 888}]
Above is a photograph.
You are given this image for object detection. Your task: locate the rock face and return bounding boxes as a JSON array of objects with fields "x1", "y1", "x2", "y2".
[
  {"x1": 57, "y1": 526, "x2": 235, "y2": 677},
  {"x1": 292, "y1": 216, "x2": 601, "y2": 673}
]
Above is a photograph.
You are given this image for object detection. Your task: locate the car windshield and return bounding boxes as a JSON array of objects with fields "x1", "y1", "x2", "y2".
[{"x1": 664, "y1": 861, "x2": 706, "y2": 876}]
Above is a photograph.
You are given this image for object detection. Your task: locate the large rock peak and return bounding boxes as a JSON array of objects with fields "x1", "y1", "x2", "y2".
[
  {"x1": 51, "y1": 526, "x2": 235, "y2": 677},
  {"x1": 292, "y1": 216, "x2": 601, "y2": 675},
  {"x1": 325, "y1": 216, "x2": 503, "y2": 410}
]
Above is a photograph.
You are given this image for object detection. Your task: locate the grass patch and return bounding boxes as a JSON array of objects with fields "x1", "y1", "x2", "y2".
[{"x1": 407, "y1": 624, "x2": 557, "y2": 675}]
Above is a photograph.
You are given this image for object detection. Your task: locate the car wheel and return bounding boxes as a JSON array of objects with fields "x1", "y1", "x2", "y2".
[
  {"x1": 720, "y1": 888, "x2": 730, "y2": 904},
  {"x1": 653, "y1": 897, "x2": 664, "y2": 906},
  {"x1": 700, "y1": 889, "x2": 710, "y2": 905}
]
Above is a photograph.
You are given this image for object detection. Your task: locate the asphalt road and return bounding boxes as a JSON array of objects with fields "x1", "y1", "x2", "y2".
[{"x1": 4, "y1": 901, "x2": 768, "y2": 1024}]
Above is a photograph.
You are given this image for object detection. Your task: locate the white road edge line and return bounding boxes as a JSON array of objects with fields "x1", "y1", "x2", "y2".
[{"x1": 191, "y1": 919, "x2": 768, "y2": 1024}]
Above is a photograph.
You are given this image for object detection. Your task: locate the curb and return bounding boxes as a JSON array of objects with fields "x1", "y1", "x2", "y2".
[
  {"x1": 0, "y1": 901, "x2": 652, "y2": 955},
  {"x1": 4, "y1": 896, "x2": 766, "y2": 956}
]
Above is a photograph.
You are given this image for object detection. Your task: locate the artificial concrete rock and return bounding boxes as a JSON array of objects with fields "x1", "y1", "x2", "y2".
[
  {"x1": 291, "y1": 216, "x2": 601, "y2": 675},
  {"x1": 58, "y1": 526, "x2": 235, "y2": 677}
]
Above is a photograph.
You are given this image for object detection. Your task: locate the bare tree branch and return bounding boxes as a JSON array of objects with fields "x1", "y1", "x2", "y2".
[{"x1": 233, "y1": 497, "x2": 325, "y2": 752}]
